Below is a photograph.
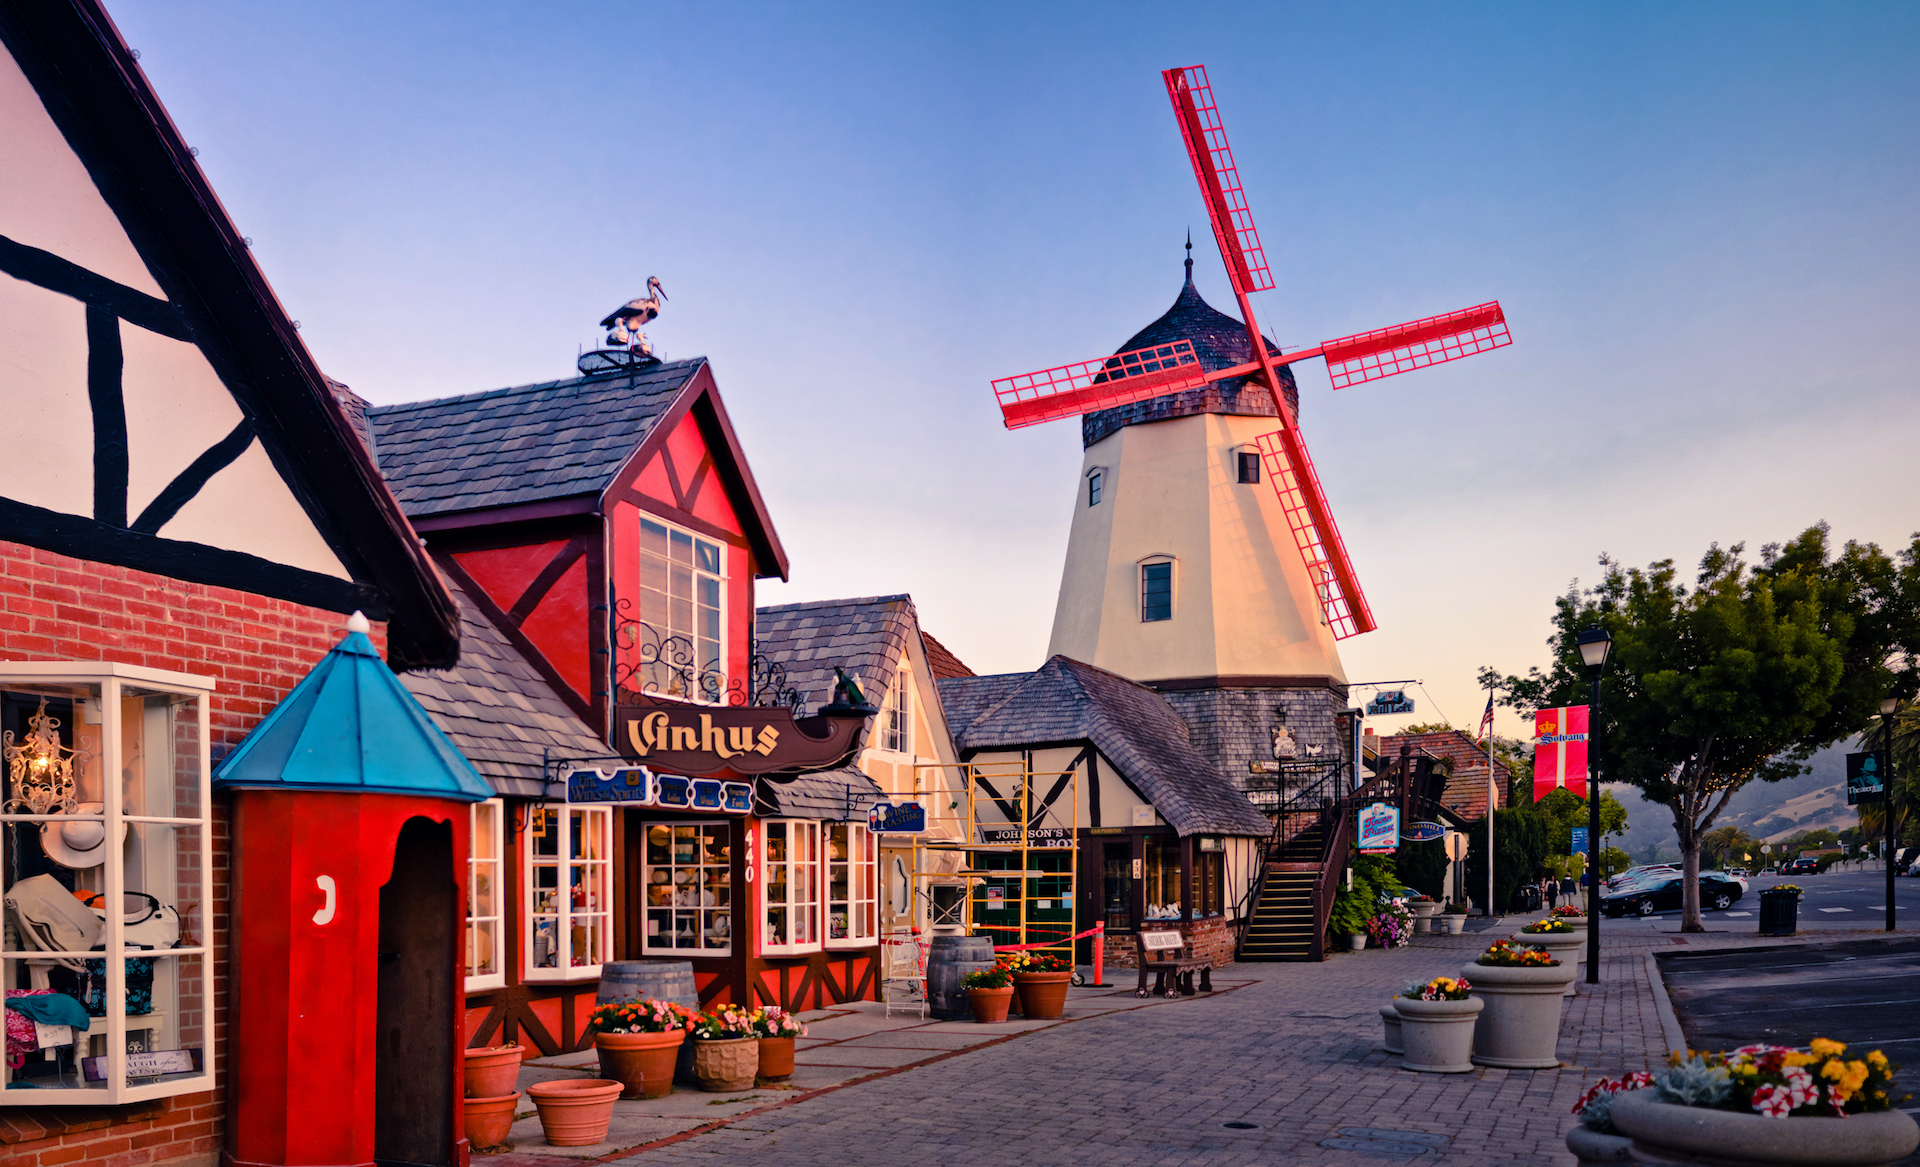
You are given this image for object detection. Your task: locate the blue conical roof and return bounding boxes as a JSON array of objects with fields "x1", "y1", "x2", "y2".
[{"x1": 214, "y1": 627, "x2": 495, "y2": 802}]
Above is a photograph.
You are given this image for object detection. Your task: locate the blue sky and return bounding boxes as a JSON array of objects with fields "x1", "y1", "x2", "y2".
[{"x1": 111, "y1": 1, "x2": 1920, "y2": 734}]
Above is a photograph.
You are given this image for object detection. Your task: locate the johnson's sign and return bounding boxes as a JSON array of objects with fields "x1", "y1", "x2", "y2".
[{"x1": 612, "y1": 699, "x2": 870, "y2": 778}]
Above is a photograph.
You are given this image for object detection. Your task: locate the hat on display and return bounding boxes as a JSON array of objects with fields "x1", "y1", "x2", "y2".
[{"x1": 40, "y1": 803, "x2": 125, "y2": 869}]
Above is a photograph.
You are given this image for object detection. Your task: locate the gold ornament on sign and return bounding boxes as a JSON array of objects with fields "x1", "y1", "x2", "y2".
[{"x1": 4, "y1": 698, "x2": 91, "y2": 815}]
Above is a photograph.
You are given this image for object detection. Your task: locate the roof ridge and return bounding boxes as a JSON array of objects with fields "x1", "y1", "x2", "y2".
[
  {"x1": 369, "y1": 357, "x2": 707, "y2": 415},
  {"x1": 756, "y1": 594, "x2": 912, "y2": 614}
]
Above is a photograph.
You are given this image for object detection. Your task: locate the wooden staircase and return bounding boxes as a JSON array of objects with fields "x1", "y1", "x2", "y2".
[{"x1": 1239, "y1": 821, "x2": 1328, "y2": 962}]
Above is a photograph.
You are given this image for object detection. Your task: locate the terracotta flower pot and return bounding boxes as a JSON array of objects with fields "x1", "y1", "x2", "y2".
[
  {"x1": 462, "y1": 1091, "x2": 519, "y2": 1151},
  {"x1": 692, "y1": 1036, "x2": 758, "y2": 1092},
  {"x1": 967, "y1": 985, "x2": 1014, "y2": 1023},
  {"x1": 1611, "y1": 1090, "x2": 1920, "y2": 1166},
  {"x1": 1394, "y1": 996, "x2": 1482, "y2": 1073},
  {"x1": 1012, "y1": 971, "x2": 1071, "y2": 1020},
  {"x1": 1460, "y1": 960, "x2": 1573, "y2": 1069},
  {"x1": 757, "y1": 1035, "x2": 795, "y2": 1082},
  {"x1": 525, "y1": 1078, "x2": 622, "y2": 1147},
  {"x1": 462, "y1": 1044, "x2": 524, "y2": 1099},
  {"x1": 595, "y1": 1029, "x2": 685, "y2": 1099}
]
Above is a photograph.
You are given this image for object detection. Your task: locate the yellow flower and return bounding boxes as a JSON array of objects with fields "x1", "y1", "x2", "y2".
[
  {"x1": 1869, "y1": 1051, "x2": 1889, "y2": 1068},
  {"x1": 1782, "y1": 1051, "x2": 1817, "y2": 1067},
  {"x1": 1811, "y1": 1038, "x2": 1847, "y2": 1059},
  {"x1": 1821, "y1": 1060, "x2": 1847, "y2": 1082}
]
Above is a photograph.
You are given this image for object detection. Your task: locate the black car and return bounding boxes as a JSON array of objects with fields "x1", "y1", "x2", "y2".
[
  {"x1": 1601, "y1": 873, "x2": 1746, "y2": 917},
  {"x1": 1781, "y1": 857, "x2": 1820, "y2": 875}
]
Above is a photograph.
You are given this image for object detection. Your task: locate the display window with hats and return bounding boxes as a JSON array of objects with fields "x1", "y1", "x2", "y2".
[{"x1": 0, "y1": 664, "x2": 214, "y2": 1105}]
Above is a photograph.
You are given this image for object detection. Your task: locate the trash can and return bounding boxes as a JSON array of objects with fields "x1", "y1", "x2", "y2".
[
  {"x1": 1758, "y1": 888, "x2": 1799, "y2": 936},
  {"x1": 1512, "y1": 883, "x2": 1542, "y2": 913}
]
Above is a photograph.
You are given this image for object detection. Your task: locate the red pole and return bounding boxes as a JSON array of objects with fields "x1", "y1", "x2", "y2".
[{"x1": 1092, "y1": 921, "x2": 1105, "y2": 987}]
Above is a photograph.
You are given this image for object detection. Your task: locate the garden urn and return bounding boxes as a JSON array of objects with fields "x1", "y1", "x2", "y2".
[
  {"x1": 968, "y1": 985, "x2": 1015, "y2": 1024},
  {"x1": 1378, "y1": 1003, "x2": 1402, "y2": 1055},
  {"x1": 462, "y1": 1091, "x2": 520, "y2": 1151},
  {"x1": 692, "y1": 1036, "x2": 759, "y2": 1092},
  {"x1": 1564, "y1": 1125, "x2": 1634, "y2": 1165},
  {"x1": 1394, "y1": 996, "x2": 1483, "y2": 1073},
  {"x1": 1510, "y1": 929, "x2": 1586, "y2": 996},
  {"x1": 1461, "y1": 960, "x2": 1573, "y2": 1069},
  {"x1": 1611, "y1": 1089, "x2": 1920, "y2": 1166},
  {"x1": 1408, "y1": 901, "x2": 1442, "y2": 934}
]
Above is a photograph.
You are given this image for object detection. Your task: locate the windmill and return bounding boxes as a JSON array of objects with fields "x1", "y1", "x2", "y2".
[{"x1": 994, "y1": 65, "x2": 1511, "y2": 640}]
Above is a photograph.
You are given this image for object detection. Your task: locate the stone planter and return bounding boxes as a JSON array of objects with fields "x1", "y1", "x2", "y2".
[
  {"x1": 1349, "y1": 932, "x2": 1368, "y2": 951},
  {"x1": 595, "y1": 1029, "x2": 685, "y2": 1099},
  {"x1": 1564, "y1": 1124, "x2": 1634, "y2": 1165},
  {"x1": 1512, "y1": 928, "x2": 1586, "y2": 996},
  {"x1": 1461, "y1": 960, "x2": 1573, "y2": 1069},
  {"x1": 692, "y1": 1036, "x2": 759, "y2": 1092},
  {"x1": 757, "y1": 1035, "x2": 795, "y2": 1082},
  {"x1": 526, "y1": 1078, "x2": 622, "y2": 1147},
  {"x1": 1408, "y1": 900, "x2": 1441, "y2": 934},
  {"x1": 463, "y1": 1091, "x2": 519, "y2": 1151},
  {"x1": 1379, "y1": 1003, "x2": 1402, "y2": 1054},
  {"x1": 462, "y1": 1044, "x2": 524, "y2": 1099},
  {"x1": 1611, "y1": 1090, "x2": 1920, "y2": 1166},
  {"x1": 968, "y1": 985, "x2": 1014, "y2": 1023},
  {"x1": 1394, "y1": 996, "x2": 1482, "y2": 1073},
  {"x1": 1440, "y1": 913, "x2": 1467, "y2": 935},
  {"x1": 1014, "y1": 971, "x2": 1072, "y2": 1019}
]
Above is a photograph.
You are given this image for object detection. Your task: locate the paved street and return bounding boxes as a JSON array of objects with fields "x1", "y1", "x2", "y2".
[{"x1": 1607, "y1": 867, "x2": 1920, "y2": 930}]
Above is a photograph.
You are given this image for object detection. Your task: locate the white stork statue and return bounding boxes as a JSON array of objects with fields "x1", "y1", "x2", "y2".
[{"x1": 600, "y1": 276, "x2": 668, "y2": 356}]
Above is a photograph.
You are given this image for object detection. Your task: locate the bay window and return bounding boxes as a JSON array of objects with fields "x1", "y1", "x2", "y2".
[
  {"x1": 523, "y1": 804, "x2": 612, "y2": 980},
  {"x1": 761, "y1": 819, "x2": 820, "y2": 955},
  {"x1": 826, "y1": 822, "x2": 876, "y2": 947},
  {"x1": 465, "y1": 799, "x2": 505, "y2": 991},
  {"x1": 640, "y1": 821, "x2": 733, "y2": 954}
]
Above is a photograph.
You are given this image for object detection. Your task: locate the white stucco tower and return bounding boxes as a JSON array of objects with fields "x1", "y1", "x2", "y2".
[{"x1": 1047, "y1": 253, "x2": 1353, "y2": 774}]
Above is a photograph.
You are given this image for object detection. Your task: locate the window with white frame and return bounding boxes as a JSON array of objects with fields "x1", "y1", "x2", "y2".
[
  {"x1": 641, "y1": 820, "x2": 733, "y2": 954},
  {"x1": 465, "y1": 799, "x2": 505, "y2": 991},
  {"x1": 880, "y1": 670, "x2": 911, "y2": 754},
  {"x1": 0, "y1": 665, "x2": 214, "y2": 1105},
  {"x1": 639, "y1": 516, "x2": 727, "y2": 701},
  {"x1": 826, "y1": 822, "x2": 877, "y2": 946},
  {"x1": 760, "y1": 819, "x2": 821, "y2": 955},
  {"x1": 523, "y1": 804, "x2": 612, "y2": 980}
]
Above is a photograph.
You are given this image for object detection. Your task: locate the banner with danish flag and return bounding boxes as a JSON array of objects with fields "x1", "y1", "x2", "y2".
[{"x1": 1533, "y1": 705, "x2": 1589, "y2": 801}]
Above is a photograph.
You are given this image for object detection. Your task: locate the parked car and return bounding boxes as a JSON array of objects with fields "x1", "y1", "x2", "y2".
[
  {"x1": 1726, "y1": 867, "x2": 1750, "y2": 878},
  {"x1": 1606, "y1": 864, "x2": 1678, "y2": 892},
  {"x1": 1894, "y1": 847, "x2": 1919, "y2": 876},
  {"x1": 1601, "y1": 872, "x2": 1747, "y2": 917},
  {"x1": 1782, "y1": 857, "x2": 1820, "y2": 875}
]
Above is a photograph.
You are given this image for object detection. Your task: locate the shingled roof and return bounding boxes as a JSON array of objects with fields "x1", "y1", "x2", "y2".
[
  {"x1": 756, "y1": 766, "x2": 885, "y2": 819},
  {"x1": 938, "y1": 656, "x2": 1271, "y2": 837},
  {"x1": 366, "y1": 359, "x2": 702, "y2": 518},
  {"x1": 755, "y1": 596, "x2": 919, "y2": 717},
  {"x1": 398, "y1": 575, "x2": 607, "y2": 798},
  {"x1": 920, "y1": 631, "x2": 975, "y2": 681}
]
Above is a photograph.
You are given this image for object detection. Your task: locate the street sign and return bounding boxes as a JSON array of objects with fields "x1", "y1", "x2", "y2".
[
  {"x1": 1443, "y1": 832, "x2": 1468, "y2": 861},
  {"x1": 1358, "y1": 802, "x2": 1400, "y2": 853},
  {"x1": 1571, "y1": 826, "x2": 1589, "y2": 854},
  {"x1": 1401, "y1": 821, "x2": 1445, "y2": 843},
  {"x1": 1366, "y1": 690, "x2": 1415, "y2": 715},
  {"x1": 1847, "y1": 750, "x2": 1887, "y2": 805}
]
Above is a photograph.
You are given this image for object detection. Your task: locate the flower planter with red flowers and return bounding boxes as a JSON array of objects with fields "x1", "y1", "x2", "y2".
[
  {"x1": 1463, "y1": 941, "x2": 1573, "y2": 1069},
  {"x1": 586, "y1": 999, "x2": 694, "y2": 1099}
]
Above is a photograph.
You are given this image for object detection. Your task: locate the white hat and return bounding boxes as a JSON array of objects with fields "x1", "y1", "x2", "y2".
[{"x1": 40, "y1": 803, "x2": 125, "y2": 870}]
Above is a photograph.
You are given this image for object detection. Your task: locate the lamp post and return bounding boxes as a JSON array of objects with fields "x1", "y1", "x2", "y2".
[
  {"x1": 1880, "y1": 694, "x2": 1898, "y2": 933},
  {"x1": 1577, "y1": 625, "x2": 1612, "y2": 985}
]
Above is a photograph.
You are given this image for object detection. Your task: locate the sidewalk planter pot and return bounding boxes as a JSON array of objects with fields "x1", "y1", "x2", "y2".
[
  {"x1": 526, "y1": 1078, "x2": 623, "y2": 1147},
  {"x1": 1611, "y1": 1090, "x2": 1920, "y2": 1167},
  {"x1": 1564, "y1": 1125, "x2": 1634, "y2": 1165},
  {"x1": 1441, "y1": 914, "x2": 1466, "y2": 935},
  {"x1": 1408, "y1": 901, "x2": 1441, "y2": 934},
  {"x1": 1013, "y1": 971, "x2": 1072, "y2": 1020},
  {"x1": 462, "y1": 1091, "x2": 520, "y2": 1151},
  {"x1": 968, "y1": 985, "x2": 1015, "y2": 1024},
  {"x1": 462, "y1": 1044, "x2": 525, "y2": 1099},
  {"x1": 1379, "y1": 1003, "x2": 1402, "y2": 1055},
  {"x1": 1511, "y1": 930, "x2": 1586, "y2": 996},
  {"x1": 1394, "y1": 996, "x2": 1483, "y2": 1073},
  {"x1": 1461, "y1": 961, "x2": 1573, "y2": 1069},
  {"x1": 758, "y1": 1035, "x2": 795, "y2": 1082},
  {"x1": 1349, "y1": 932, "x2": 1367, "y2": 951},
  {"x1": 595, "y1": 1029, "x2": 685, "y2": 1099},
  {"x1": 692, "y1": 1036, "x2": 759, "y2": 1092}
]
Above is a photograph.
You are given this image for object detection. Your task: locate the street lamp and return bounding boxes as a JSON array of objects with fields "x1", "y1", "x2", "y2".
[
  {"x1": 1577, "y1": 624, "x2": 1612, "y2": 985},
  {"x1": 1881, "y1": 694, "x2": 1899, "y2": 933}
]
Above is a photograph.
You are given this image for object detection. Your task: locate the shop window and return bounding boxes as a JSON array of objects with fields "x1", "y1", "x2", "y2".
[
  {"x1": 641, "y1": 821, "x2": 732, "y2": 954},
  {"x1": 465, "y1": 799, "x2": 505, "y2": 991},
  {"x1": 523, "y1": 804, "x2": 612, "y2": 980},
  {"x1": 1195, "y1": 836, "x2": 1226, "y2": 917},
  {"x1": 639, "y1": 516, "x2": 727, "y2": 701},
  {"x1": 1141, "y1": 560, "x2": 1173, "y2": 622},
  {"x1": 1, "y1": 667, "x2": 214, "y2": 1105},
  {"x1": 1143, "y1": 834, "x2": 1183, "y2": 920},
  {"x1": 761, "y1": 819, "x2": 821, "y2": 955},
  {"x1": 1237, "y1": 451, "x2": 1261, "y2": 484},
  {"x1": 826, "y1": 823, "x2": 876, "y2": 947},
  {"x1": 880, "y1": 671, "x2": 911, "y2": 754}
]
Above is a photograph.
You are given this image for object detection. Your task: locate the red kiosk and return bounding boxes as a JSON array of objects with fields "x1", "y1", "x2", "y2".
[{"x1": 215, "y1": 614, "x2": 495, "y2": 1167}]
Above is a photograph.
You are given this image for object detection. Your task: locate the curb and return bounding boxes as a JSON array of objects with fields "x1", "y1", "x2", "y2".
[{"x1": 1642, "y1": 951, "x2": 1687, "y2": 1056}]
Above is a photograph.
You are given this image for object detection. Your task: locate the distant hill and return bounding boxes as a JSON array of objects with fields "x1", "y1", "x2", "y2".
[{"x1": 1598, "y1": 739, "x2": 1859, "y2": 864}]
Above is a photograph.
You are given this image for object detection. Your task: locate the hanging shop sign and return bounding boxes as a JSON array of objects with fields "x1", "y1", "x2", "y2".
[
  {"x1": 868, "y1": 801, "x2": 927, "y2": 834},
  {"x1": 1533, "y1": 705, "x2": 1590, "y2": 801},
  {"x1": 1365, "y1": 690, "x2": 1414, "y2": 715},
  {"x1": 1358, "y1": 802, "x2": 1400, "y2": 853},
  {"x1": 567, "y1": 766, "x2": 655, "y2": 804},
  {"x1": 1571, "y1": 826, "x2": 1589, "y2": 854},
  {"x1": 1401, "y1": 820, "x2": 1445, "y2": 843},
  {"x1": 1846, "y1": 750, "x2": 1887, "y2": 805},
  {"x1": 567, "y1": 766, "x2": 752, "y2": 813},
  {"x1": 978, "y1": 826, "x2": 1074, "y2": 849},
  {"x1": 613, "y1": 699, "x2": 871, "y2": 778}
]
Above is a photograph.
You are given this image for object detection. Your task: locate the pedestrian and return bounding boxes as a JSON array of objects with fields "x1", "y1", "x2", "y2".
[{"x1": 1543, "y1": 873, "x2": 1558, "y2": 909}]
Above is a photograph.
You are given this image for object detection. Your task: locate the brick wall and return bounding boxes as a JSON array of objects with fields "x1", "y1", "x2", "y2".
[
  {"x1": 1101, "y1": 915, "x2": 1237, "y2": 971},
  {"x1": 0, "y1": 540, "x2": 388, "y2": 1167}
]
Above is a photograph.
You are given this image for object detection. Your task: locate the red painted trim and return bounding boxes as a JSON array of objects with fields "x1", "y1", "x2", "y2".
[
  {"x1": 507, "y1": 536, "x2": 588, "y2": 623},
  {"x1": 410, "y1": 495, "x2": 600, "y2": 534},
  {"x1": 607, "y1": 490, "x2": 749, "y2": 550},
  {"x1": 435, "y1": 551, "x2": 595, "y2": 725}
]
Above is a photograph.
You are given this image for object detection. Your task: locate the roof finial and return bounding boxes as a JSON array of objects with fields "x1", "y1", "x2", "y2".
[{"x1": 1184, "y1": 230, "x2": 1194, "y2": 283}]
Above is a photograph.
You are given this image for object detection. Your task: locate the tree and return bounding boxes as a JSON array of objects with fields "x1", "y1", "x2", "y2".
[
  {"x1": 1492, "y1": 525, "x2": 1919, "y2": 931},
  {"x1": 1701, "y1": 825, "x2": 1759, "y2": 868}
]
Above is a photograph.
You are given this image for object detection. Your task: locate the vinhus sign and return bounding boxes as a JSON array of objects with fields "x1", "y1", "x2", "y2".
[{"x1": 613, "y1": 698, "x2": 872, "y2": 778}]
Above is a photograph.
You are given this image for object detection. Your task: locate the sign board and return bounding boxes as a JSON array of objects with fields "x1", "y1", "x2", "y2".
[
  {"x1": 568, "y1": 766, "x2": 655, "y2": 805},
  {"x1": 613, "y1": 701, "x2": 869, "y2": 776},
  {"x1": 1246, "y1": 789, "x2": 1280, "y2": 807},
  {"x1": 1131, "y1": 806, "x2": 1157, "y2": 827},
  {"x1": 1846, "y1": 750, "x2": 1887, "y2": 805},
  {"x1": 1571, "y1": 826, "x2": 1589, "y2": 855},
  {"x1": 1249, "y1": 760, "x2": 1281, "y2": 774},
  {"x1": 868, "y1": 801, "x2": 927, "y2": 833},
  {"x1": 574, "y1": 767, "x2": 751, "y2": 813},
  {"x1": 1357, "y1": 802, "x2": 1400, "y2": 853},
  {"x1": 979, "y1": 826, "x2": 1073, "y2": 849},
  {"x1": 1365, "y1": 690, "x2": 1415, "y2": 716},
  {"x1": 1443, "y1": 832, "x2": 1468, "y2": 861},
  {"x1": 84, "y1": 1046, "x2": 202, "y2": 1082},
  {"x1": 1533, "y1": 705, "x2": 1590, "y2": 800},
  {"x1": 1401, "y1": 821, "x2": 1445, "y2": 843}
]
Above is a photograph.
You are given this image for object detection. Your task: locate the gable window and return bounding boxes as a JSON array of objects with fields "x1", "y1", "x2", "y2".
[
  {"x1": 1141, "y1": 560, "x2": 1173, "y2": 622},
  {"x1": 1087, "y1": 469, "x2": 1104, "y2": 507},
  {"x1": 1237, "y1": 451, "x2": 1261, "y2": 484},
  {"x1": 639, "y1": 517, "x2": 726, "y2": 701},
  {"x1": 881, "y1": 670, "x2": 912, "y2": 754},
  {"x1": 523, "y1": 804, "x2": 612, "y2": 981},
  {"x1": 465, "y1": 799, "x2": 506, "y2": 991}
]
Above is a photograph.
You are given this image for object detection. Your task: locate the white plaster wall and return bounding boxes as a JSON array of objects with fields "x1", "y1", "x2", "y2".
[
  {"x1": 120, "y1": 323, "x2": 247, "y2": 520},
  {"x1": 0, "y1": 279, "x2": 94, "y2": 515},
  {"x1": 160, "y1": 441, "x2": 350, "y2": 579}
]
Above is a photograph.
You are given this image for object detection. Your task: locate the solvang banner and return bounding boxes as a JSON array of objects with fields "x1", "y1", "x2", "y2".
[{"x1": 1533, "y1": 705, "x2": 1589, "y2": 800}]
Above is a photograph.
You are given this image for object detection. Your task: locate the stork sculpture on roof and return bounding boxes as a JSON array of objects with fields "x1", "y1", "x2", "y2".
[{"x1": 601, "y1": 276, "x2": 668, "y2": 356}]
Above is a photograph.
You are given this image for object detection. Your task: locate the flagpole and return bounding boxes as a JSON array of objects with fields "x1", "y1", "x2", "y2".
[{"x1": 1486, "y1": 674, "x2": 1496, "y2": 918}]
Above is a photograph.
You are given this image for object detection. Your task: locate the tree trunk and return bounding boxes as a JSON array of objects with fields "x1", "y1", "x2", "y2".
[{"x1": 1680, "y1": 840, "x2": 1704, "y2": 932}]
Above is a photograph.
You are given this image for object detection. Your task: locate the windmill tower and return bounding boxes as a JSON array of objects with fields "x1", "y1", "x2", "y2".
[{"x1": 994, "y1": 66, "x2": 1512, "y2": 774}]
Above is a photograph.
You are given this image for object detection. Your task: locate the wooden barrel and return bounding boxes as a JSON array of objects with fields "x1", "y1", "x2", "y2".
[
  {"x1": 926, "y1": 935, "x2": 995, "y2": 1019},
  {"x1": 596, "y1": 960, "x2": 699, "y2": 1011}
]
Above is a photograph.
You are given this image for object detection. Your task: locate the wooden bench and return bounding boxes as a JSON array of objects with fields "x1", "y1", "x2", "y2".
[{"x1": 1134, "y1": 929, "x2": 1213, "y2": 998}]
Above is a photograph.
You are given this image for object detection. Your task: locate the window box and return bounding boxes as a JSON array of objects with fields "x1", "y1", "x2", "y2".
[
  {"x1": 523, "y1": 804, "x2": 612, "y2": 981},
  {"x1": 465, "y1": 799, "x2": 505, "y2": 991},
  {"x1": 1, "y1": 663, "x2": 214, "y2": 1105},
  {"x1": 640, "y1": 820, "x2": 733, "y2": 955}
]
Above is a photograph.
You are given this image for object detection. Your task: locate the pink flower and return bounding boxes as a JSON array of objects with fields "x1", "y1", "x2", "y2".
[
  {"x1": 1783, "y1": 1065, "x2": 1816, "y2": 1109},
  {"x1": 1752, "y1": 1084, "x2": 1792, "y2": 1118}
]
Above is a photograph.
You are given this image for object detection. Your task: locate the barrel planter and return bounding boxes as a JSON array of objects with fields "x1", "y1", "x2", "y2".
[
  {"x1": 1395, "y1": 996, "x2": 1482, "y2": 1073},
  {"x1": 758, "y1": 1036, "x2": 795, "y2": 1082},
  {"x1": 1611, "y1": 1090, "x2": 1920, "y2": 1166},
  {"x1": 598, "y1": 961, "x2": 701, "y2": 1083},
  {"x1": 463, "y1": 1044, "x2": 524, "y2": 1099},
  {"x1": 462, "y1": 1091, "x2": 520, "y2": 1151},
  {"x1": 1511, "y1": 929, "x2": 1586, "y2": 996},
  {"x1": 1013, "y1": 971, "x2": 1071, "y2": 1020},
  {"x1": 1461, "y1": 961, "x2": 1573, "y2": 1069},
  {"x1": 692, "y1": 1037, "x2": 758, "y2": 1092},
  {"x1": 1378, "y1": 1003, "x2": 1403, "y2": 1054},
  {"x1": 526, "y1": 1078, "x2": 623, "y2": 1147},
  {"x1": 595, "y1": 1029, "x2": 685, "y2": 1099},
  {"x1": 1564, "y1": 1125, "x2": 1634, "y2": 1165},
  {"x1": 926, "y1": 935, "x2": 995, "y2": 1019}
]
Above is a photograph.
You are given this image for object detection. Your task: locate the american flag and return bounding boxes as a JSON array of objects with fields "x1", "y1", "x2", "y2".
[{"x1": 1478, "y1": 692, "x2": 1495, "y2": 743}]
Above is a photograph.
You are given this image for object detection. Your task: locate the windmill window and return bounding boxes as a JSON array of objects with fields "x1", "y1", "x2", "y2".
[
  {"x1": 1140, "y1": 560, "x2": 1173, "y2": 622},
  {"x1": 1087, "y1": 470, "x2": 1104, "y2": 507},
  {"x1": 1237, "y1": 451, "x2": 1261, "y2": 484}
]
